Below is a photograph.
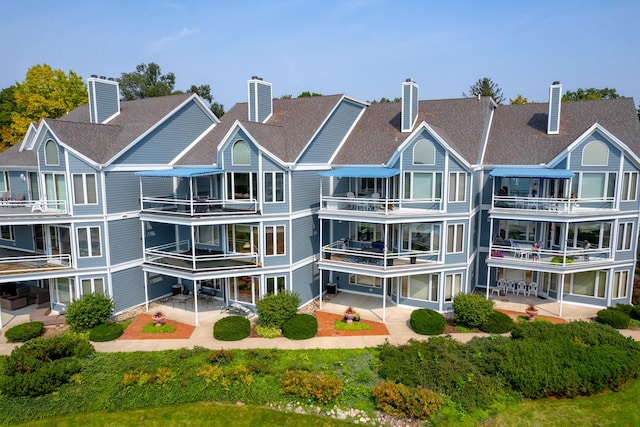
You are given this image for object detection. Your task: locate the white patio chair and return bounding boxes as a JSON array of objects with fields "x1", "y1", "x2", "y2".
[
  {"x1": 505, "y1": 280, "x2": 516, "y2": 294},
  {"x1": 516, "y1": 280, "x2": 528, "y2": 296},
  {"x1": 491, "y1": 279, "x2": 505, "y2": 296},
  {"x1": 369, "y1": 192, "x2": 380, "y2": 210},
  {"x1": 527, "y1": 282, "x2": 538, "y2": 297}
]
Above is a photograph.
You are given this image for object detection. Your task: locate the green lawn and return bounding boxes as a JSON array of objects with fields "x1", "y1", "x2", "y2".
[{"x1": 15, "y1": 402, "x2": 352, "y2": 427}]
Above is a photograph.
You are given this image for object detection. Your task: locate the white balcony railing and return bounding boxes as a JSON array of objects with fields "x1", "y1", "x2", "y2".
[
  {"x1": 488, "y1": 243, "x2": 610, "y2": 266},
  {"x1": 321, "y1": 193, "x2": 443, "y2": 214},
  {"x1": 141, "y1": 195, "x2": 258, "y2": 216},
  {"x1": 144, "y1": 241, "x2": 259, "y2": 272},
  {"x1": 321, "y1": 240, "x2": 440, "y2": 267},
  {"x1": 0, "y1": 199, "x2": 68, "y2": 216},
  {"x1": 0, "y1": 254, "x2": 72, "y2": 274},
  {"x1": 492, "y1": 195, "x2": 615, "y2": 212}
]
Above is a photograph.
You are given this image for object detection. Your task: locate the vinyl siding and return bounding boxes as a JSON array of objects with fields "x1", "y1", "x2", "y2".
[
  {"x1": 89, "y1": 80, "x2": 119, "y2": 124},
  {"x1": 105, "y1": 171, "x2": 141, "y2": 214},
  {"x1": 115, "y1": 100, "x2": 214, "y2": 165},
  {"x1": 292, "y1": 262, "x2": 319, "y2": 305},
  {"x1": 222, "y1": 129, "x2": 258, "y2": 167},
  {"x1": 291, "y1": 170, "x2": 321, "y2": 211},
  {"x1": 38, "y1": 131, "x2": 66, "y2": 172},
  {"x1": 297, "y1": 99, "x2": 364, "y2": 164},
  {"x1": 67, "y1": 154, "x2": 103, "y2": 216},
  {"x1": 109, "y1": 218, "x2": 143, "y2": 265},
  {"x1": 112, "y1": 267, "x2": 145, "y2": 313},
  {"x1": 291, "y1": 215, "x2": 318, "y2": 262}
]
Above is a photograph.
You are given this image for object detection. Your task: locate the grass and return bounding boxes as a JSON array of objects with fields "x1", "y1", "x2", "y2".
[
  {"x1": 142, "y1": 322, "x2": 176, "y2": 333},
  {"x1": 335, "y1": 320, "x2": 371, "y2": 331},
  {"x1": 14, "y1": 402, "x2": 352, "y2": 427}
]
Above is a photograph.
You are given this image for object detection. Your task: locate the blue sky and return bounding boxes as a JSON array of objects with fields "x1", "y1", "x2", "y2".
[{"x1": 2, "y1": 0, "x2": 639, "y2": 109}]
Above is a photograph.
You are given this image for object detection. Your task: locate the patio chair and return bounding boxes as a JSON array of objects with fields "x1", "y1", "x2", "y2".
[
  {"x1": 527, "y1": 282, "x2": 538, "y2": 297},
  {"x1": 504, "y1": 280, "x2": 516, "y2": 294},
  {"x1": 491, "y1": 279, "x2": 505, "y2": 296},
  {"x1": 346, "y1": 192, "x2": 355, "y2": 209},
  {"x1": 369, "y1": 192, "x2": 380, "y2": 210},
  {"x1": 516, "y1": 280, "x2": 528, "y2": 296}
]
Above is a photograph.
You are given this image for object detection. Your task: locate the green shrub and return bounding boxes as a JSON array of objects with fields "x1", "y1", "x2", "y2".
[
  {"x1": 255, "y1": 324, "x2": 282, "y2": 338},
  {"x1": 282, "y1": 314, "x2": 317, "y2": 340},
  {"x1": 614, "y1": 304, "x2": 634, "y2": 315},
  {"x1": 280, "y1": 370, "x2": 342, "y2": 404},
  {"x1": 4, "y1": 321, "x2": 45, "y2": 342},
  {"x1": 551, "y1": 256, "x2": 574, "y2": 264},
  {"x1": 214, "y1": 316, "x2": 250, "y2": 341},
  {"x1": 480, "y1": 310, "x2": 515, "y2": 334},
  {"x1": 335, "y1": 320, "x2": 371, "y2": 330},
  {"x1": 207, "y1": 349, "x2": 235, "y2": 364},
  {"x1": 255, "y1": 291, "x2": 300, "y2": 328},
  {"x1": 0, "y1": 334, "x2": 94, "y2": 397},
  {"x1": 595, "y1": 307, "x2": 630, "y2": 329},
  {"x1": 373, "y1": 381, "x2": 444, "y2": 420},
  {"x1": 89, "y1": 322, "x2": 124, "y2": 342},
  {"x1": 65, "y1": 294, "x2": 114, "y2": 332},
  {"x1": 452, "y1": 293, "x2": 494, "y2": 328},
  {"x1": 631, "y1": 305, "x2": 640, "y2": 321},
  {"x1": 410, "y1": 308, "x2": 446, "y2": 335}
]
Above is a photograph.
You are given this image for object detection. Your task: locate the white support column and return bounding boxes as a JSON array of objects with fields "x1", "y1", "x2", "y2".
[
  {"x1": 143, "y1": 271, "x2": 149, "y2": 312},
  {"x1": 194, "y1": 280, "x2": 199, "y2": 326}
]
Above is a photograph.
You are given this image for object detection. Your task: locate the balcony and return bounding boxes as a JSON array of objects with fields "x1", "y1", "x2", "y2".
[
  {"x1": 487, "y1": 242, "x2": 611, "y2": 268},
  {"x1": 491, "y1": 195, "x2": 615, "y2": 214},
  {"x1": 0, "y1": 250, "x2": 72, "y2": 276},
  {"x1": 320, "y1": 240, "x2": 440, "y2": 271},
  {"x1": 144, "y1": 241, "x2": 259, "y2": 273},
  {"x1": 0, "y1": 199, "x2": 69, "y2": 216},
  {"x1": 320, "y1": 193, "x2": 442, "y2": 215},
  {"x1": 141, "y1": 195, "x2": 258, "y2": 217}
]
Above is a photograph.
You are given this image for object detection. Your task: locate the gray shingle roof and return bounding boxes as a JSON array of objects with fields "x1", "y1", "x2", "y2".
[
  {"x1": 176, "y1": 95, "x2": 345, "y2": 165},
  {"x1": 485, "y1": 97, "x2": 640, "y2": 166},
  {"x1": 0, "y1": 141, "x2": 37, "y2": 167},
  {"x1": 333, "y1": 97, "x2": 493, "y2": 166}
]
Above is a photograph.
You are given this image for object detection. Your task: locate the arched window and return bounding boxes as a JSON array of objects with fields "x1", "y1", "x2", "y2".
[
  {"x1": 45, "y1": 140, "x2": 59, "y2": 165},
  {"x1": 582, "y1": 141, "x2": 608, "y2": 166},
  {"x1": 232, "y1": 140, "x2": 250, "y2": 165},
  {"x1": 413, "y1": 139, "x2": 435, "y2": 165}
]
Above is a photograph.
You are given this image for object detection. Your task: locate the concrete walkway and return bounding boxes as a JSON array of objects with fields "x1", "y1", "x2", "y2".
[{"x1": 2, "y1": 293, "x2": 640, "y2": 355}]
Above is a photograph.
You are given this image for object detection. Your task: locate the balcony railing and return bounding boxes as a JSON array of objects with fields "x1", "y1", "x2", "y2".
[
  {"x1": 141, "y1": 195, "x2": 258, "y2": 216},
  {"x1": 321, "y1": 193, "x2": 442, "y2": 214},
  {"x1": 492, "y1": 195, "x2": 615, "y2": 213},
  {"x1": 0, "y1": 199, "x2": 68, "y2": 216},
  {"x1": 488, "y1": 243, "x2": 610, "y2": 266},
  {"x1": 144, "y1": 241, "x2": 259, "y2": 272},
  {"x1": 0, "y1": 254, "x2": 72, "y2": 275},
  {"x1": 320, "y1": 240, "x2": 440, "y2": 268}
]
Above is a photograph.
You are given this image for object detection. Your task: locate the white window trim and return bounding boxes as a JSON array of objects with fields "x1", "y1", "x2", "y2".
[
  {"x1": 581, "y1": 140, "x2": 608, "y2": 166},
  {"x1": 448, "y1": 172, "x2": 466, "y2": 203},
  {"x1": 265, "y1": 276, "x2": 287, "y2": 294},
  {"x1": 613, "y1": 271, "x2": 628, "y2": 299},
  {"x1": 412, "y1": 139, "x2": 435, "y2": 165},
  {"x1": 197, "y1": 225, "x2": 220, "y2": 246},
  {"x1": 622, "y1": 172, "x2": 638, "y2": 201},
  {"x1": 401, "y1": 274, "x2": 439, "y2": 302},
  {"x1": 349, "y1": 273, "x2": 382, "y2": 288},
  {"x1": 447, "y1": 223, "x2": 464, "y2": 254},
  {"x1": 445, "y1": 273, "x2": 462, "y2": 302},
  {"x1": 81, "y1": 277, "x2": 106, "y2": 296},
  {"x1": 72, "y1": 173, "x2": 98, "y2": 205},
  {"x1": 265, "y1": 225, "x2": 285, "y2": 256},
  {"x1": 0, "y1": 171, "x2": 7, "y2": 193},
  {"x1": 617, "y1": 222, "x2": 633, "y2": 251},
  {"x1": 232, "y1": 140, "x2": 250, "y2": 165},
  {"x1": 404, "y1": 171, "x2": 442, "y2": 200},
  {"x1": 1, "y1": 225, "x2": 15, "y2": 241},
  {"x1": 226, "y1": 172, "x2": 257, "y2": 201},
  {"x1": 264, "y1": 171, "x2": 285, "y2": 203},
  {"x1": 77, "y1": 226, "x2": 102, "y2": 258}
]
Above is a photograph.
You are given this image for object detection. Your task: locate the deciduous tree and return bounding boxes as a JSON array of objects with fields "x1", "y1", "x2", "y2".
[
  {"x1": 562, "y1": 87, "x2": 620, "y2": 101},
  {"x1": 0, "y1": 86, "x2": 17, "y2": 149},
  {"x1": 464, "y1": 77, "x2": 505, "y2": 104},
  {"x1": 509, "y1": 94, "x2": 531, "y2": 105},
  {"x1": 118, "y1": 62, "x2": 176, "y2": 100},
  {"x1": 7, "y1": 64, "x2": 86, "y2": 147}
]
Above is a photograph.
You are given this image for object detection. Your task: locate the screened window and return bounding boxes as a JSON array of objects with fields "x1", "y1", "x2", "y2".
[
  {"x1": 266, "y1": 276, "x2": 286, "y2": 294},
  {"x1": 447, "y1": 223, "x2": 464, "y2": 253},
  {"x1": 264, "y1": 172, "x2": 284, "y2": 202},
  {"x1": 582, "y1": 141, "x2": 608, "y2": 166},
  {"x1": 232, "y1": 140, "x2": 250, "y2": 165},
  {"x1": 196, "y1": 225, "x2": 219, "y2": 246},
  {"x1": 448, "y1": 172, "x2": 466, "y2": 202},
  {"x1": 72, "y1": 174, "x2": 97, "y2": 205},
  {"x1": 77, "y1": 227, "x2": 102, "y2": 257},
  {"x1": 52, "y1": 278, "x2": 73, "y2": 305},
  {"x1": 349, "y1": 273, "x2": 382, "y2": 288},
  {"x1": 402, "y1": 223, "x2": 439, "y2": 251},
  {"x1": 565, "y1": 271, "x2": 606, "y2": 298},
  {"x1": 401, "y1": 274, "x2": 438, "y2": 302},
  {"x1": 81, "y1": 278, "x2": 105, "y2": 296},
  {"x1": 1, "y1": 225, "x2": 15, "y2": 241},
  {"x1": 579, "y1": 173, "x2": 616, "y2": 199},
  {"x1": 45, "y1": 140, "x2": 59, "y2": 165},
  {"x1": 404, "y1": 172, "x2": 442, "y2": 200},
  {"x1": 265, "y1": 225, "x2": 285, "y2": 255},
  {"x1": 413, "y1": 139, "x2": 435, "y2": 165},
  {"x1": 617, "y1": 222, "x2": 633, "y2": 251},
  {"x1": 622, "y1": 172, "x2": 638, "y2": 201},
  {"x1": 0, "y1": 171, "x2": 7, "y2": 193},
  {"x1": 226, "y1": 172, "x2": 257, "y2": 200},
  {"x1": 613, "y1": 271, "x2": 629, "y2": 299},
  {"x1": 445, "y1": 273, "x2": 462, "y2": 302}
]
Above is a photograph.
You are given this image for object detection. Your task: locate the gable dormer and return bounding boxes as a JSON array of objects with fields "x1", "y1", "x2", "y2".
[
  {"x1": 547, "y1": 81, "x2": 562, "y2": 135},
  {"x1": 401, "y1": 78, "x2": 419, "y2": 132},
  {"x1": 248, "y1": 76, "x2": 272, "y2": 123},
  {"x1": 88, "y1": 75, "x2": 120, "y2": 124}
]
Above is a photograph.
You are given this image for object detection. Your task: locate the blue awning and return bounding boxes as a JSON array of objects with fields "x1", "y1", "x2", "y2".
[
  {"x1": 489, "y1": 167, "x2": 575, "y2": 179},
  {"x1": 135, "y1": 167, "x2": 224, "y2": 178},
  {"x1": 318, "y1": 167, "x2": 400, "y2": 178}
]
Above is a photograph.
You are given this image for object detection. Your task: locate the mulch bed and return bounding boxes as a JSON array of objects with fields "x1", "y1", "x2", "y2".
[
  {"x1": 315, "y1": 311, "x2": 389, "y2": 337},
  {"x1": 119, "y1": 313, "x2": 195, "y2": 340}
]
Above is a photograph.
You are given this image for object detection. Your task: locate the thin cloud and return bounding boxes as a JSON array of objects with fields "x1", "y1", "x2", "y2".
[{"x1": 152, "y1": 27, "x2": 199, "y2": 51}]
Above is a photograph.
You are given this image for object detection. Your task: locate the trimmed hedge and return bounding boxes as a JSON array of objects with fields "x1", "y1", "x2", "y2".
[
  {"x1": 4, "y1": 321, "x2": 45, "y2": 342},
  {"x1": 595, "y1": 307, "x2": 630, "y2": 329},
  {"x1": 631, "y1": 305, "x2": 640, "y2": 321},
  {"x1": 452, "y1": 293, "x2": 494, "y2": 328},
  {"x1": 480, "y1": 310, "x2": 515, "y2": 334},
  {"x1": 214, "y1": 316, "x2": 250, "y2": 341},
  {"x1": 282, "y1": 314, "x2": 318, "y2": 340},
  {"x1": 410, "y1": 308, "x2": 446, "y2": 335},
  {"x1": 89, "y1": 322, "x2": 124, "y2": 342},
  {"x1": 255, "y1": 291, "x2": 300, "y2": 329}
]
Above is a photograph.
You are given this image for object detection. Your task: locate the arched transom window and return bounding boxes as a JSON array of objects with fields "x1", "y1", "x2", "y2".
[
  {"x1": 45, "y1": 140, "x2": 59, "y2": 165},
  {"x1": 582, "y1": 140, "x2": 608, "y2": 166},
  {"x1": 232, "y1": 140, "x2": 250, "y2": 165},
  {"x1": 413, "y1": 139, "x2": 435, "y2": 165}
]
